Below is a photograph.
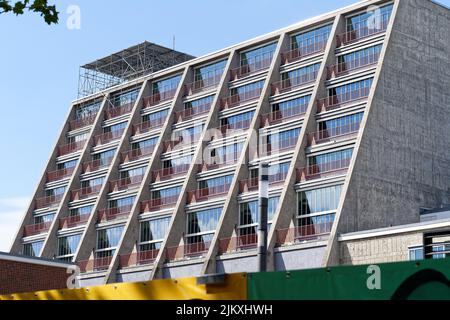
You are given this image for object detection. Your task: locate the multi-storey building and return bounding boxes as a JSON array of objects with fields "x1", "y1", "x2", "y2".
[{"x1": 10, "y1": 0, "x2": 450, "y2": 286}]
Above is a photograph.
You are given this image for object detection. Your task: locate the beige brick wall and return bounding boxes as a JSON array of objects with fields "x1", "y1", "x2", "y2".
[{"x1": 340, "y1": 232, "x2": 423, "y2": 265}]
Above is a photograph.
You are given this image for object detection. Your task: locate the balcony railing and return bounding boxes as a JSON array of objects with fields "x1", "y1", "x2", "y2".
[
  {"x1": 296, "y1": 157, "x2": 351, "y2": 182},
  {"x1": 316, "y1": 86, "x2": 371, "y2": 113},
  {"x1": 187, "y1": 183, "x2": 231, "y2": 204},
  {"x1": 97, "y1": 204, "x2": 133, "y2": 223},
  {"x1": 336, "y1": 17, "x2": 390, "y2": 47},
  {"x1": 219, "y1": 234, "x2": 258, "y2": 254},
  {"x1": 281, "y1": 39, "x2": 328, "y2": 65},
  {"x1": 166, "y1": 240, "x2": 211, "y2": 261},
  {"x1": 239, "y1": 171, "x2": 288, "y2": 193},
  {"x1": 59, "y1": 213, "x2": 90, "y2": 229},
  {"x1": 211, "y1": 119, "x2": 252, "y2": 140},
  {"x1": 259, "y1": 136, "x2": 298, "y2": 157},
  {"x1": 104, "y1": 102, "x2": 134, "y2": 120},
  {"x1": 140, "y1": 194, "x2": 179, "y2": 213},
  {"x1": 94, "y1": 128, "x2": 125, "y2": 146},
  {"x1": 109, "y1": 175, "x2": 144, "y2": 193},
  {"x1": 229, "y1": 56, "x2": 272, "y2": 81},
  {"x1": 220, "y1": 87, "x2": 263, "y2": 111},
  {"x1": 119, "y1": 249, "x2": 159, "y2": 268},
  {"x1": 174, "y1": 103, "x2": 211, "y2": 124},
  {"x1": 133, "y1": 117, "x2": 166, "y2": 135},
  {"x1": 121, "y1": 145, "x2": 155, "y2": 163},
  {"x1": 46, "y1": 167, "x2": 75, "y2": 183},
  {"x1": 198, "y1": 152, "x2": 239, "y2": 172},
  {"x1": 184, "y1": 75, "x2": 222, "y2": 96},
  {"x1": 58, "y1": 140, "x2": 86, "y2": 156},
  {"x1": 142, "y1": 89, "x2": 177, "y2": 108},
  {"x1": 276, "y1": 221, "x2": 334, "y2": 246},
  {"x1": 307, "y1": 122, "x2": 361, "y2": 146},
  {"x1": 71, "y1": 184, "x2": 103, "y2": 201},
  {"x1": 271, "y1": 70, "x2": 318, "y2": 96},
  {"x1": 152, "y1": 163, "x2": 190, "y2": 182},
  {"x1": 260, "y1": 103, "x2": 308, "y2": 128},
  {"x1": 23, "y1": 221, "x2": 53, "y2": 237},
  {"x1": 35, "y1": 194, "x2": 63, "y2": 210},
  {"x1": 82, "y1": 157, "x2": 113, "y2": 174},
  {"x1": 163, "y1": 134, "x2": 200, "y2": 152},
  {"x1": 78, "y1": 256, "x2": 113, "y2": 273},
  {"x1": 69, "y1": 114, "x2": 97, "y2": 131},
  {"x1": 327, "y1": 51, "x2": 380, "y2": 79}
]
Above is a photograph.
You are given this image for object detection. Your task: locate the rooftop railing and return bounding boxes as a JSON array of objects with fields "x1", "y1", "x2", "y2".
[
  {"x1": 229, "y1": 56, "x2": 272, "y2": 81},
  {"x1": 97, "y1": 204, "x2": 133, "y2": 223},
  {"x1": 219, "y1": 233, "x2": 258, "y2": 254},
  {"x1": 58, "y1": 140, "x2": 86, "y2": 156},
  {"x1": 271, "y1": 70, "x2": 318, "y2": 96},
  {"x1": 82, "y1": 157, "x2": 114, "y2": 174},
  {"x1": 281, "y1": 39, "x2": 328, "y2": 65},
  {"x1": 69, "y1": 114, "x2": 97, "y2": 131},
  {"x1": 119, "y1": 249, "x2": 159, "y2": 268},
  {"x1": 35, "y1": 194, "x2": 63, "y2": 210},
  {"x1": 121, "y1": 145, "x2": 155, "y2": 163},
  {"x1": 109, "y1": 175, "x2": 144, "y2": 193},
  {"x1": 71, "y1": 184, "x2": 103, "y2": 201},
  {"x1": 184, "y1": 74, "x2": 222, "y2": 96},
  {"x1": 187, "y1": 183, "x2": 231, "y2": 204},
  {"x1": 59, "y1": 213, "x2": 90, "y2": 229},
  {"x1": 104, "y1": 102, "x2": 134, "y2": 120},
  {"x1": 260, "y1": 103, "x2": 308, "y2": 128},
  {"x1": 316, "y1": 86, "x2": 371, "y2": 113},
  {"x1": 94, "y1": 128, "x2": 125, "y2": 146},
  {"x1": 220, "y1": 87, "x2": 263, "y2": 111},
  {"x1": 132, "y1": 116, "x2": 166, "y2": 135},
  {"x1": 142, "y1": 88, "x2": 177, "y2": 108},
  {"x1": 23, "y1": 221, "x2": 53, "y2": 237},
  {"x1": 296, "y1": 157, "x2": 351, "y2": 182},
  {"x1": 46, "y1": 167, "x2": 75, "y2": 183},
  {"x1": 276, "y1": 220, "x2": 333, "y2": 246},
  {"x1": 78, "y1": 256, "x2": 113, "y2": 273},
  {"x1": 307, "y1": 122, "x2": 360, "y2": 146},
  {"x1": 140, "y1": 194, "x2": 180, "y2": 213}
]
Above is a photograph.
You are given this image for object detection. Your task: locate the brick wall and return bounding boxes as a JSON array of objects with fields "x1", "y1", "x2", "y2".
[
  {"x1": 339, "y1": 232, "x2": 423, "y2": 265},
  {"x1": 0, "y1": 258, "x2": 72, "y2": 295}
]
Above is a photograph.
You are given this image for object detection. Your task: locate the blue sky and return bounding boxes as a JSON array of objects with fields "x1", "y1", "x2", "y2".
[{"x1": 0, "y1": 0, "x2": 449, "y2": 251}]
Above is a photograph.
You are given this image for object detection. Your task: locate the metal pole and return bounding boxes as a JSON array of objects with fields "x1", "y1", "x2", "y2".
[{"x1": 258, "y1": 162, "x2": 269, "y2": 272}]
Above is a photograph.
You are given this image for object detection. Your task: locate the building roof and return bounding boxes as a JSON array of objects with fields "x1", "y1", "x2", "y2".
[{"x1": 0, "y1": 251, "x2": 74, "y2": 268}]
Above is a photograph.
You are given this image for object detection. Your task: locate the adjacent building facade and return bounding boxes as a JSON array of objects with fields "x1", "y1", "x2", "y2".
[{"x1": 9, "y1": 0, "x2": 450, "y2": 286}]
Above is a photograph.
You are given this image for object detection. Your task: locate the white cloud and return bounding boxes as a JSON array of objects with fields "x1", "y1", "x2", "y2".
[{"x1": 0, "y1": 196, "x2": 29, "y2": 252}]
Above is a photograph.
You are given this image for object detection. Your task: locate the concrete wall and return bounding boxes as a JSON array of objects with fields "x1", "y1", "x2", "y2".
[{"x1": 275, "y1": 245, "x2": 327, "y2": 271}]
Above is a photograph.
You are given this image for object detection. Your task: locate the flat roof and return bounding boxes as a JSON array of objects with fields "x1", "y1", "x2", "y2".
[{"x1": 0, "y1": 251, "x2": 75, "y2": 269}]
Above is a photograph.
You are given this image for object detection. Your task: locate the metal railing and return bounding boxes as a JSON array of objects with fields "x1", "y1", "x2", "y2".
[
  {"x1": 78, "y1": 256, "x2": 113, "y2": 273},
  {"x1": 69, "y1": 114, "x2": 97, "y2": 131},
  {"x1": 239, "y1": 171, "x2": 288, "y2": 193},
  {"x1": 82, "y1": 157, "x2": 113, "y2": 173},
  {"x1": 142, "y1": 88, "x2": 177, "y2": 108},
  {"x1": 281, "y1": 39, "x2": 328, "y2": 65},
  {"x1": 296, "y1": 157, "x2": 351, "y2": 182},
  {"x1": 119, "y1": 249, "x2": 160, "y2": 268},
  {"x1": 258, "y1": 135, "x2": 298, "y2": 157},
  {"x1": 121, "y1": 145, "x2": 155, "y2": 163},
  {"x1": 97, "y1": 204, "x2": 133, "y2": 223},
  {"x1": 46, "y1": 167, "x2": 75, "y2": 182},
  {"x1": 184, "y1": 74, "x2": 222, "y2": 96},
  {"x1": 104, "y1": 102, "x2": 134, "y2": 119},
  {"x1": 173, "y1": 102, "x2": 211, "y2": 123},
  {"x1": 187, "y1": 183, "x2": 231, "y2": 203},
  {"x1": 140, "y1": 194, "x2": 180, "y2": 213},
  {"x1": 336, "y1": 17, "x2": 390, "y2": 47},
  {"x1": 229, "y1": 56, "x2": 273, "y2": 81},
  {"x1": 152, "y1": 163, "x2": 190, "y2": 182},
  {"x1": 71, "y1": 184, "x2": 103, "y2": 201},
  {"x1": 271, "y1": 70, "x2": 318, "y2": 96},
  {"x1": 166, "y1": 240, "x2": 211, "y2": 261},
  {"x1": 219, "y1": 233, "x2": 258, "y2": 254},
  {"x1": 59, "y1": 213, "x2": 90, "y2": 229},
  {"x1": 260, "y1": 103, "x2": 308, "y2": 127},
  {"x1": 132, "y1": 116, "x2": 166, "y2": 135},
  {"x1": 316, "y1": 86, "x2": 371, "y2": 113},
  {"x1": 94, "y1": 128, "x2": 125, "y2": 146},
  {"x1": 35, "y1": 194, "x2": 63, "y2": 210},
  {"x1": 23, "y1": 221, "x2": 53, "y2": 237},
  {"x1": 276, "y1": 221, "x2": 334, "y2": 246},
  {"x1": 109, "y1": 175, "x2": 144, "y2": 193},
  {"x1": 58, "y1": 140, "x2": 86, "y2": 156},
  {"x1": 307, "y1": 122, "x2": 360, "y2": 146},
  {"x1": 210, "y1": 119, "x2": 252, "y2": 140},
  {"x1": 327, "y1": 51, "x2": 380, "y2": 79},
  {"x1": 198, "y1": 152, "x2": 240, "y2": 172},
  {"x1": 220, "y1": 87, "x2": 263, "y2": 110}
]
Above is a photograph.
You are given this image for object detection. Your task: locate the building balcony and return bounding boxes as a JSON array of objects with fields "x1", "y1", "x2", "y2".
[
  {"x1": 59, "y1": 213, "x2": 90, "y2": 229},
  {"x1": 187, "y1": 183, "x2": 231, "y2": 204},
  {"x1": 336, "y1": 18, "x2": 390, "y2": 47},
  {"x1": 46, "y1": 167, "x2": 75, "y2": 183},
  {"x1": 94, "y1": 128, "x2": 125, "y2": 146},
  {"x1": 280, "y1": 40, "x2": 328, "y2": 65},
  {"x1": 166, "y1": 240, "x2": 211, "y2": 261},
  {"x1": 23, "y1": 221, "x2": 53, "y2": 237},
  {"x1": 78, "y1": 256, "x2": 113, "y2": 273},
  {"x1": 219, "y1": 233, "x2": 257, "y2": 254},
  {"x1": 35, "y1": 194, "x2": 63, "y2": 210},
  {"x1": 71, "y1": 185, "x2": 102, "y2": 201},
  {"x1": 316, "y1": 87, "x2": 370, "y2": 113},
  {"x1": 184, "y1": 75, "x2": 222, "y2": 96},
  {"x1": 239, "y1": 171, "x2": 288, "y2": 193},
  {"x1": 327, "y1": 52, "x2": 380, "y2": 80},
  {"x1": 163, "y1": 135, "x2": 200, "y2": 152},
  {"x1": 82, "y1": 157, "x2": 113, "y2": 174},
  {"x1": 104, "y1": 102, "x2": 134, "y2": 120},
  {"x1": 142, "y1": 89, "x2": 177, "y2": 108},
  {"x1": 132, "y1": 117, "x2": 166, "y2": 135},
  {"x1": 296, "y1": 158, "x2": 351, "y2": 182},
  {"x1": 121, "y1": 145, "x2": 155, "y2": 163},
  {"x1": 173, "y1": 103, "x2": 211, "y2": 124},
  {"x1": 140, "y1": 195, "x2": 179, "y2": 213},
  {"x1": 211, "y1": 119, "x2": 252, "y2": 140},
  {"x1": 109, "y1": 175, "x2": 144, "y2": 193},
  {"x1": 275, "y1": 221, "x2": 334, "y2": 246},
  {"x1": 270, "y1": 71, "x2": 318, "y2": 96},
  {"x1": 152, "y1": 163, "x2": 190, "y2": 182},
  {"x1": 260, "y1": 104, "x2": 308, "y2": 128},
  {"x1": 229, "y1": 56, "x2": 272, "y2": 81},
  {"x1": 220, "y1": 87, "x2": 263, "y2": 111},
  {"x1": 258, "y1": 136, "x2": 298, "y2": 157},
  {"x1": 197, "y1": 153, "x2": 239, "y2": 172},
  {"x1": 307, "y1": 122, "x2": 360, "y2": 147},
  {"x1": 58, "y1": 140, "x2": 86, "y2": 157},
  {"x1": 97, "y1": 204, "x2": 133, "y2": 223},
  {"x1": 69, "y1": 114, "x2": 97, "y2": 131},
  {"x1": 119, "y1": 249, "x2": 159, "y2": 268}
]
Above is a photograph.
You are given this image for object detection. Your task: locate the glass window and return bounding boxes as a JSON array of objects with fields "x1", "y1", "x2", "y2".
[
  {"x1": 103, "y1": 121, "x2": 127, "y2": 134},
  {"x1": 70, "y1": 205, "x2": 93, "y2": 217},
  {"x1": 337, "y1": 44, "x2": 382, "y2": 66},
  {"x1": 68, "y1": 132, "x2": 89, "y2": 144},
  {"x1": 58, "y1": 234, "x2": 82, "y2": 257},
  {"x1": 210, "y1": 143, "x2": 243, "y2": 163},
  {"x1": 140, "y1": 217, "x2": 171, "y2": 245},
  {"x1": 23, "y1": 241, "x2": 44, "y2": 257},
  {"x1": 131, "y1": 138, "x2": 158, "y2": 151},
  {"x1": 230, "y1": 80, "x2": 265, "y2": 96},
  {"x1": 81, "y1": 177, "x2": 104, "y2": 188},
  {"x1": 198, "y1": 175, "x2": 233, "y2": 190},
  {"x1": 34, "y1": 213, "x2": 55, "y2": 225},
  {"x1": 93, "y1": 149, "x2": 116, "y2": 165},
  {"x1": 187, "y1": 207, "x2": 223, "y2": 236},
  {"x1": 45, "y1": 186, "x2": 66, "y2": 197},
  {"x1": 308, "y1": 148, "x2": 353, "y2": 168},
  {"x1": 221, "y1": 111, "x2": 255, "y2": 129},
  {"x1": 194, "y1": 60, "x2": 227, "y2": 82},
  {"x1": 184, "y1": 95, "x2": 214, "y2": 112},
  {"x1": 272, "y1": 95, "x2": 311, "y2": 116},
  {"x1": 329, "y1": 78, "x2": 373, "y2": 97},
  {"x1": 240, "y1": 42, "x2": 277, "y2": 67},
  {"x1": 152, "y1": 75, "x2": 182, "y2": 95},
  {"x1": 298, "y1": 185, "x2": 343, "y2": 216},
  {"x1": 96, "y1": 226, "x2": 125, "y2": 251},
  {"x1": 108, "y1": 196, "x2": 135, "y2": 209},
  {"x1": 172, "y1": 124, "x2": 204, "y2": 143},
  {"x1": 318, "y1": 112, "x2": 364, "y2": 132},
  {"x1": 291, "y1": 24, "x2": 333, "y2": 51},
  {"x1": 239, "y1": 197, "x2": 280, "y2": 227},
  {"x1": 281, "y1": 63, "x2": 321, "y2": 86},
  {"x1": 75, "y1": 101, "x2": 101, "y2": 119},
  {"x1": 110, "y1": 88, "x2": 140, "y2": 107},
  {"x1": 266, "y1": 128, "x2": 300, "y2": 150},
  {"x1": 151, "y1": 186, "x2": 181, "y2": 201},
  {"x1": 162, "y1": 155, "x2": 192, "y2": 169},
  {"x1": 346, "y1": 3, "x2": 394, "y2": 33},
  {"x1": 120, "y1": 166, "x2": 146, "y2": 179},
  {"x1": 56, "y1": 159, "x2": 78, "y2": 171},
  {"x1": 409, "y1": 246, "x2": 424, "y2": 261},
  {"x1": 142, "y1": 109, "x2": 169, "y2": 123}
]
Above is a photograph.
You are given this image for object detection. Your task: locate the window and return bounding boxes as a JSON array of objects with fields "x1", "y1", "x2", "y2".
[
  {"x1": 172, "y1": 124, "x2": 204, "y2": 143},
  {"x1": 68, "y1": 132, "x2": 89, "y2": 144},
  {"x1": 70, "y1": 205, "x2": 93, "y2": 217},
  {"x1": 346, "y1": 3, "x2": 394, "y2": 33},
  {"x1": 45, "y1": 186, "x2": 66, "y2": 197},
  {"x1": 291, "y1": 24, "x2": 333, "y2": 51},
  {"x1": 329, "y1": 78, "x2": 373, "y2": 97},
  {"x1": 249, "y1": 163, "x2": 290, "y2": 182},
  {"x1": 81, "y1": 177, "x2": 104, "y2": 189},
  {"x1": 103, "y1": 121, "x2": 127, "y2": 134},
  {"x1": 23, "y1": 241, "x2": 44, "y2": 257},
  {"x1": 230, "y1": 80, "x2": 265, "y2": 97},
  {"x1": 110, "y1": 88, "x2": 140, "y2": 107},
  {"x1": 198, "y1": 175, "x2": 233, "y2": 191},
  {"x1": 265, "y1": 128, "x2": 300, "y2": 152},
  {"x1": 210, "y1": 143, "x2": 243, "y2": 164},
  {"x1": 108, "y1": 196, "x2": 135, "y2": 209},
  {"x1": 96, "y1": 226, "x2": 125, "y2": 257},
  {"x1": 308, "y1": 148, "x2": 353, "y2": 168},
  {"x1": 221, "y1": 111, "x2": 254, "y2": 129},
  {"x1": 152, "y1": 75, "x2": 182, "y2": 95},
  {"x1": 139, "y1": 217, "x2": 171, "y2": 251},
  {"x1": 337, "y1": 45, "x2": 382, "y2": 67},
  {"x1": 151, "y1": 186, "x2": 181, "y2": 202},
  {"x1": 92, "y1": 149, "x2": 116, "y2": 166},
  {"x1": 34, "y1": 213, "x2": 55, "y2": 225},
  {"x1": 240, "y1": 42, "x2": 277, "y2": 67},
  {"x1": 58, "y1": 234, "x2": 82, "y2": 259},
  {"x1": 75, "y1": 101, "x2": 101, "y2": 119},
  {"x1": 131, "y1": 138, "x2": 158, "y2": 151},
  {"x1": 281, "y1": 63, "x2": 321, "y2": 86},
  {"x1": 186, "y1": 207, "x2": 223, "y2": 244},
  {"x1": 57, "y1": 159, "x2": 77, "y2": 171},
  {"x1": 318, "y1": 112, "x2": 364, "y2": 133},
  {"x1": 142, "y1": 109, "x2": 169, "y2": 123},
  {"x1": 239, "y1": 197, "x2": 280, "y2": 235},
  {"x1": 298, "y1": 185, "x2": 342, "y2": 216},
  {"x1": 194, "y1": 60, "x2": 227, "y2": 82},
  {"x1": 119, "y1": 166, "x2": 146, "y2": 180},
  {"x1": 184, "y1": 95, "x2": 214, "y2": 114},
  {"x1": 409, "y1": 246, "x2": 424, "y2": 261},
  {"x1": 162, "y1": 155, "x2": 192, "y2": 169},
  {"x1": 272, "y1": 95, "x2": 311, "y2": 117}
]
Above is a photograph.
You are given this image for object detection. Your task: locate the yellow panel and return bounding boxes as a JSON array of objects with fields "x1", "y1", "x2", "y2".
[{"x1": 0, "y1": 273, "x2": 247, "y2": 300}]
